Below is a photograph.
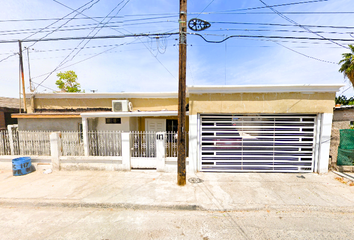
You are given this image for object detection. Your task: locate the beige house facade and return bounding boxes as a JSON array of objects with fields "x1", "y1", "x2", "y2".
[{"x1": 12, "y1": 84, "x2": 342, "y2": 174}]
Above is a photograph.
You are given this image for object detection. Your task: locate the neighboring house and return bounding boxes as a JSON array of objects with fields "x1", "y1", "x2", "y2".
[
  {"x1": 12, "y1": 84, "x2": 343, "y2": 174},
  {"x1": 0, "y1": 97, "x2": 20, "y2": 130},
  {"x1": 329, "y1": 105, "x2": 354, "y2": 170}
]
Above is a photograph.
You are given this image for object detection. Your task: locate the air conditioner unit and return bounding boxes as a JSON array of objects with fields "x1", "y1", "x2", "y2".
[{"x1": 112, "y1": 100, "x2": 133, "y2": 112}]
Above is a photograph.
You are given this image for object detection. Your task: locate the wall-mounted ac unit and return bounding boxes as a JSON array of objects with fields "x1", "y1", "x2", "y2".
[{"x1": 112, "y1": 100, "x2": 133, "y2": 112}]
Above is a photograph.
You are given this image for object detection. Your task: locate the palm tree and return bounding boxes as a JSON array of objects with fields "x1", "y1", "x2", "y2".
[{"x1": 339, "y1": 44, "x2": 354, "y2": 87}]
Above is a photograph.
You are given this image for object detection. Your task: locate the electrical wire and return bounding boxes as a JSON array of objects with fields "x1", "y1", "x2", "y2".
[
  {"x1": 34, "y1": 0, "x2": 132, "y2": 91},
  {"x1": 209, "y1": 21, "x2": 354, "y2": 30},
  {"x1": 25, "y1": 0, "x2": 101, "y2": 47},
  {"x1": 0, "y1": 19, "x2": 176, "y2": 36},
  {"x1": 0, "y1": 53, "x2": 17, "y2": 63},
  {"x1": 189, "y1": 32, "x2": 345, "y2": 64},
  {"x1": 208, "y1": 28, "x2": 354, "y2": 36},
  {"x1": 258, "y1": 0, "x2": 349, "y2": 49},
  {"x1": 273, "y1": 42, "x2": 336, "y2": 64},
  {"x1": 53, "y1": 0, "x2": 129, "y2": 66},
  {"x1": 0, "y1": 0, "x2": 101, "y2": 64},
  {"x1": 196, "y1": 0, "x2": 216, "y2": 18},
  {"x1": 193, "y1": 11, "x2": 354, "y2": 15},
  {"x1": 188, "y1": 32, "x2": 354, "y2": 43},
  {"x1": 0, "y1": 14, "x2": 179, "y2": 23},
  {"x1": 31, "y1": 39, "x2": 140, "y2": 80},
  {"x1": 50, "y1": 0, "x2": 178, "y2": 82},
  {"x1": 0, "y1": 0, "x2": 330, "y2": 24},
  {"x1": 209, "y1": 0, "x2": 328, "y2": 13}
]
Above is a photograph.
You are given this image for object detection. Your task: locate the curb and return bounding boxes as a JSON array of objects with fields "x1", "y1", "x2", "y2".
[
  {"x1": 0, "y1": 199, "x2": 202, "y2": 211},
  {"x1": 1, "y1": 199, "x2": 354, "y2": 213}
]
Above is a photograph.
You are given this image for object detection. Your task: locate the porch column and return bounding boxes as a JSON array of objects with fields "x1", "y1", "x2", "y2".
[
  {"x1": 188, "y1": 114, "x2": 198, "y2": 173},
  {"x1": 156, "y1": 132, "x2": 166, "y2": 172},
  {"x1": 121, "y1": 132, "x2": 131, "y2": 170},
  {"x1": 50, "y1": 132, "x2": 61, "y2": 171},
  {"x1": 317, "y1": 113, "x2": 333, "y2": 174},
  {"x1": 82, "y1": 117, "x2": 89, "y2": 156}
]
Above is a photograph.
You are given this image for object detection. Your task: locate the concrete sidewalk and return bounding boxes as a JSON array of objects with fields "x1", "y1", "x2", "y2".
[{"x1": 0, "y1": 169, "x2": 354, "y2": 212}]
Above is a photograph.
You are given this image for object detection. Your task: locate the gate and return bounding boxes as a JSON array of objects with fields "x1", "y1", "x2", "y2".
[{"x1": 199, "y1": 114, "x2": 317, "y2": 172}]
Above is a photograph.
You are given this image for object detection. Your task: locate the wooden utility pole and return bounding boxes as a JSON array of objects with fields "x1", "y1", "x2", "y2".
[
  {"x1": 177, "y1": 0, "x2": 187, "y2": 186},
  {"x1": 18, "y1": 40, "x2": 27, "y2": 113},
  {"x1": 25, "y1": 47, "x2": 34, "y2": 92}
]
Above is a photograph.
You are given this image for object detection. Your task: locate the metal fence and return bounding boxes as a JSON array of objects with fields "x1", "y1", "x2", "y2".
[
  {"x1": 0, "y1": 130, "x2": 189, "y2": 158},
  {"x1": 17, "y1": 131, "x2": 51, "y2": 156},
  {"x1": 131, "y1": 131, "x2": 156, "y2": 157},
  {"x1": 61, "y1": 131, "x2": 84, "y2": 156},
  {"x1": 88, "y1": 131, "x2": 122, "y2": 156},
  {"x1": 0, "y1": 130, "x2": 11, "y2": 155},
  {"x1": 165, "y1": 131, "x2": 189, "y2": 157}
]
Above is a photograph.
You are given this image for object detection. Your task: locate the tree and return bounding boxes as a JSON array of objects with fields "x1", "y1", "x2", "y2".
[
  {"x1": 339, "y1": 44, "x2": 354, "y2": 87},
  {"x1": 55, "y1": 70, "x2": 82, "y2": 92},
  {"x1": 335, "y1": 95, "x2": 354, "y2": 105}
]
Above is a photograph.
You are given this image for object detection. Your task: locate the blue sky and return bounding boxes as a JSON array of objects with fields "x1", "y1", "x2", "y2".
[{"x1": 0, "y1": 0, "x2": 353, "y2": 98}]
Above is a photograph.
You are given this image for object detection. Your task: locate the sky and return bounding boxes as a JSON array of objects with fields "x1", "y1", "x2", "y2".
[{"x1": 0, "y1": 0, "x2": 353, "y2": 98}]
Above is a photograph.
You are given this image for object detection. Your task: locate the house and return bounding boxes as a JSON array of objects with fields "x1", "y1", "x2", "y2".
[
  {"x1": 329, "y1": 105, "x2": 354, "y2": 172},
  {"x1": 11, "y1": 84, "x2": 343, "y2": 174},
  {"x1": 0, "y1": 97, "x2": 20, "y2": 130}
]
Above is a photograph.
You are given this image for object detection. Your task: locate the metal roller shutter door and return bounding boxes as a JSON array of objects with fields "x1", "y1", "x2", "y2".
[{"x1": 200, "y1": 114, "x2": 317, "y2": 172}]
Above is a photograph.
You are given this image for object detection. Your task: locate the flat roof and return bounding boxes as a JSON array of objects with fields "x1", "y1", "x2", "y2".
[
  {"x1": 12, "y1": 113, "x2": 81, "y2": 119},
  {"x1": 187, "y1": 84, "x2": 345, "y2": 94},
  {"x1": 27, "y1": 84, "x2": 345, "y2": 99}
]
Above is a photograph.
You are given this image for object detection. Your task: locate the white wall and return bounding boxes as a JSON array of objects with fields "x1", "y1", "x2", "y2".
[
  {"x1": 96, "y1": 117, "x2": 131, "y2": 131},
  {"x1": 188, "y1": 114, "x2": 198, "y2": 172},
  {"x1": 18, "y1": 118, "x2": 82, "y2": 131},
  {"x1": 129, "y1": 117, "x2": 139, "y2": 131},
  {"x1": 317, "y1": 113, "x2": 334, "y2": 174}
]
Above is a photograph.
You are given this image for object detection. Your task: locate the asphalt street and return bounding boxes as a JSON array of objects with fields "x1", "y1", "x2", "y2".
[
  {"x1": 1, "y1": 205, "x2": 354, "y2": 240},
  {"x1": 1, "y1": 169, "x2": 354, "y2": 239}
]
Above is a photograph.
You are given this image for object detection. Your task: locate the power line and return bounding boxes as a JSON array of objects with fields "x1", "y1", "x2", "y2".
[
  {"x1": 0, "y1": 53, "x2": 17, "y2": 63},
  {"x1": 0, "y1": 0, "x2": 328, "y2": 24},
  {"x1": 209, "y1": 21, "x2": 354, "y2": 30},
  {"x1": 258, "y1": 0, "x2": 349, "y2": 49},
  {"x1": 214, "y1": 0, "x2": 328, "y2": 13},
  {"x1": 52, "y1": 0, "x2": 128, "y2": 67},
  {"x1": 47, "y1": 1, "x2": 179, "y2": 83},
  {"x1": 25, "y1": 0, "x2": 100, "y2": 45},
  {"x1": 31, "y1": 39, "x2": 140, "y2": 80},
  {"x1": 34, "y1": 0, "x2": 132, "y2": 91},
  {"x1": 189, "y1": 32, "x2": 354, "y2": 43},
  {"x1": 0, "y1": 32, "x2": 178, "y2": 44},
  {"x1": 273, "y1": 42, "x2": 336, "y2": 64},
  {"x1": 209, "y1": 28, "x2": 354, "y2": 36},
  {"x1": 0, "y1": 0, "x2": 101, "y2": 64},
  {"x1": 238, "y1": 22, "x2": 338, "y2": 65},
  {"x1": 196, "y1": 11, "x2": 354, "y2": 15},
  {"x1": 0, "y1": 14, "x2": 178, "y2": 23},
  {"x1": 196, "y1": 0, "x2": 216, "y2": 18}
]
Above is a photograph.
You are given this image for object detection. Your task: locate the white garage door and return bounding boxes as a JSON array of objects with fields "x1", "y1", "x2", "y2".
[{"x1": 200, "y1": 114, "x2": 317, "y2": 172}]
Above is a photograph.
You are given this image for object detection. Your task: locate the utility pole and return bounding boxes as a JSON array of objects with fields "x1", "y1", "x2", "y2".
[
  {"x1": 18, "y1": 40, "x2": 27, "y2": 113},
  {"x1": 25, "y1": 47, "x2": 34, "y2": 92},
  {"x1": 177, "y1": 0, "x2": 187, "y2": 186}
]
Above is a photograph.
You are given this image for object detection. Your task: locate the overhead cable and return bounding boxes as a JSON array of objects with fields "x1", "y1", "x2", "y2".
[
  {"x1": 34, "y1": 0, "x2": 132, "y2": 91},
  {"x1": 209, "y1": 21, "x2": 354, "y2": 30},
  {"x1": 52, "y1": 1, "x2": 179, "y2": 82},
  {"x1": 25, "y1": 0, "x2": 101, "y2": 48},
  {"x1": 188, "y1": 32, "x2": 354, "y2": 43},
  {"x1": 258, "y1": 0, "x2": 349, "y2": 49}
]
